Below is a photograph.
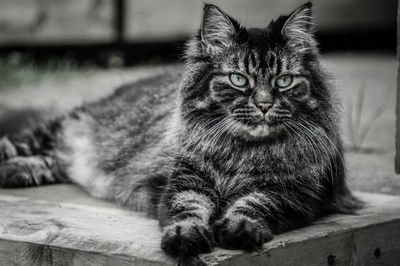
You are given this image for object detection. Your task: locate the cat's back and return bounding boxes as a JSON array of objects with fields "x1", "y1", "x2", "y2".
[
  {"x1": 88, "y1": 66, "x2": 182, "y2": 120},
  {"x1": 61, "y1": 66, "x2": 183, "y2": 179}
]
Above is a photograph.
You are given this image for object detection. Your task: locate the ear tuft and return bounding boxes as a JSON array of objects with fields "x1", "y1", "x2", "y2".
[
  {"x1": 281, "y1": 2, "x2": 316, "y2": 52},
  {"x1": 201, "y1": 4, "x2": 238, "y2": 54}
]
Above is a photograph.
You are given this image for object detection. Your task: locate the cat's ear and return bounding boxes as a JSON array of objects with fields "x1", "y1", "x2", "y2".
[
  {"x1": 281, "y1": 2, "x2": 317, "y2": 52},
  {"x1": 200, "y1": 4, "x2": 239, "y2": 54}
]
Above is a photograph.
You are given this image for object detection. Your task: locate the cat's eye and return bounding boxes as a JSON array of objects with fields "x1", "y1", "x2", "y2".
[
  {"x1": 275, "y1": 74, "x2": 293, "y2": 90},
  {"x1": 229, "y1": 73, "x2": 249, "y2": 88}
]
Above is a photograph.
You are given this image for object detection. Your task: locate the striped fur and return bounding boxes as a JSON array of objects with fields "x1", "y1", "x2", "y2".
[{"x1": 0, "y1": 3, "x2": 361, "y2": 260}]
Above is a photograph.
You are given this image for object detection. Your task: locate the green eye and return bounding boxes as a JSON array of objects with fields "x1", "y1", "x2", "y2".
[
  {"x1": 229, "y1": 73, "x2": 249, "y2": 88},
  {"x1": 275, "y1": 74, "x2": 293, "y2": 90}
]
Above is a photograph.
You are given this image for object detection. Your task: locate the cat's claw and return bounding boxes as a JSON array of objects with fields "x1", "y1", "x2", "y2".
[
  {"x1": 213, "y1": 216, "x2": 273, "y2": 251},
  {"x1": 161, "y1": 222, "x2": 213, "y2": 257}
]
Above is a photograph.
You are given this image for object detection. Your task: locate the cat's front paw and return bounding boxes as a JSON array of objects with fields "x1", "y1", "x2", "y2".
[
  {"x1": 213, "y1": 215, "x2": 272, "y2": 251},
  {"x1": 161, "y1": 221, "x2": 213, "y2": 257}
]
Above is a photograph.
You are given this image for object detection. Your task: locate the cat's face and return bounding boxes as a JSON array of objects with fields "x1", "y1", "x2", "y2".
[
  {"x1": 209, "y1": 42, "x2": 313, "y2": 138},
  {"x1": 184, "y1": 3, "x2": 323, "y2": 140}
]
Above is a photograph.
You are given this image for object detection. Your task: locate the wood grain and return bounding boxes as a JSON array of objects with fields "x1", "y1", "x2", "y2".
[{"x1": 0, "y1": 185, "x2": 400, "y2": 265}]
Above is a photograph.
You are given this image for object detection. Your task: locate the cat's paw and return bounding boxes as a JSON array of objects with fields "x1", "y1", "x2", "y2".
[
  {"x1": 213, "y1": 215, "x2": 272, "y2": 251},
  {"x1": 0, "y1": 137, "x2": 17, "y2": 162},
  {"x1": 161, "y1": 221, "x2": 213, "y2": 257},
  {"x1": 0, "y1": 157, "x2": 52, "y2": 187}
]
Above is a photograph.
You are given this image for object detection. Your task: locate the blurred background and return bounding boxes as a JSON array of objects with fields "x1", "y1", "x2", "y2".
[
  {"x1": 0, "y1": 0, "x2": 395, "y2": 65},
  {"x1": 0, "y1": 0, "x2": 398, "y2": 195}
]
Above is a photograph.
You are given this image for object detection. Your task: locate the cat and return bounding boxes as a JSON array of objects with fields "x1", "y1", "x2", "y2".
[{"x1": 0, "y1": 2, "x2": 361, "y2": 259}]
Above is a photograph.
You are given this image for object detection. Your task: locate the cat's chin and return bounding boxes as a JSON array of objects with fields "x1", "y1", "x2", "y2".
[
  {"x1": 240, "y1": 123, "x2": 283, "y2": 140},
  {"x1": 247, "y1": 125, "x2": 271, "y2": 137}
]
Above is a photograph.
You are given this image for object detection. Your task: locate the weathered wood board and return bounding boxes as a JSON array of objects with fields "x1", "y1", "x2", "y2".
[
  {"x1": 0, "y1": 0, "x2": 114, "y2": 45},
  {"x1": 0, "y1": 185, "x2": 400, "y2": 265}
]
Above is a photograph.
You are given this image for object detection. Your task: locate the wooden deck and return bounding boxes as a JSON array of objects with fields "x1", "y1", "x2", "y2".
[{"x1": 0, "y1": 185, "x2": 399, "y2": 265}]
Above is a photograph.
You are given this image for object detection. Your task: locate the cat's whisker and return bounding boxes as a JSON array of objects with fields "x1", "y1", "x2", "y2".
[
  {"x1": 301, "y1": 118, "x2": 344, "y2": 180},
  {"x1": 299, "y1": 118, "x2": 343, "y2": 160},
  {"x1": 222, "y1": 122, "x2": 241, "y2": 173},
  {"x1": 173, "y1": 115, "x2": 228, "y2": 176},
  {"x1": 286, "y1": 120, "x2": 321, "y2": 166},
  {"x1": 207, "y1": 118, "x2": 234, "y2": 149},
  {"x1": 282, "y1": 121, "x2": 316, "y2": 166},
  {"x1": 292, "y1": 118, "x2": 339, "y2": 184},
  {"x1": 287, "y1": 120, "x2": 334, "y2": 186},
  {"x1": 188, "y1": 116, "x2": 231, "y2": 156}
]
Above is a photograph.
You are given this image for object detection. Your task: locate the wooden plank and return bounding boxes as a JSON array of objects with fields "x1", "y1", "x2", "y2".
[
  {"x1": 0, "y1": 185, "x2": 400, "y2": 265},
  {"x1": 0, "y1": 186, "x2": 172, "y2": 265},
  {"x1": 0, "y1": 0, "x2": 115, "y2": 45}
]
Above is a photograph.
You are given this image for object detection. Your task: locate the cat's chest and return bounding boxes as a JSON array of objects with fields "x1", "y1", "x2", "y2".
[
  {"x1": 205, "y1": 160, "x2": 273, "y2": 199},
  {"x1": 206, "y1": 147, "x2": 297, "y2": 175},
  {"x1": 202, "y1": 146, "x2": 309, "y2": 198}
]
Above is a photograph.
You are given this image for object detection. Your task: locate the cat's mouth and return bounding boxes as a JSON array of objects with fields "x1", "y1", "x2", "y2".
[{"x1": 235, "y1": 116, "x2": 287, "y2": 138}]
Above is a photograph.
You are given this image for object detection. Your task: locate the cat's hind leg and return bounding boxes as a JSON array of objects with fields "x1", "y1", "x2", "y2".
[{"x1": 0, "y1": 156, "x2": 65, "y2": 188}]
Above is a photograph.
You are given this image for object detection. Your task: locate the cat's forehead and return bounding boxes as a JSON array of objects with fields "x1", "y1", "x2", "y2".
[{"x1": 219, "y1": 43, "x2": 303, "y2": 76}]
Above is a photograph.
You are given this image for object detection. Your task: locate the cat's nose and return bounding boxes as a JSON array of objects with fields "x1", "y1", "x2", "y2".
[{"x1": 256, "y1": 102, "x2": 272, "y2": 114}]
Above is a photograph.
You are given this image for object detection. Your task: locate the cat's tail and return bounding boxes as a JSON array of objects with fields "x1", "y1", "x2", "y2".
[
  {"x1": 326, "y1": 186, "x2": 364, "y2": 214},
  {"x1": 0, "y1": 107, "x2": 68, "y2": 188}
]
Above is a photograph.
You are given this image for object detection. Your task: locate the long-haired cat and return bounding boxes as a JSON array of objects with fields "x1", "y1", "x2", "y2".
[{"x1": 0, "y1": 2, "x2": 361, "y2": 259}]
